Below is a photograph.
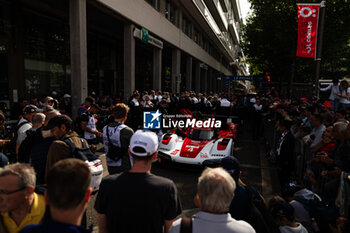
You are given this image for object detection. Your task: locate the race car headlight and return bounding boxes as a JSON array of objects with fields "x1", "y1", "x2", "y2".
[
  {"x1": 217, "y1": 138, "x2": 230, "y2": 150},
  {"x1": 162, "y1": 134, "x2": 172, "y2": 145}
]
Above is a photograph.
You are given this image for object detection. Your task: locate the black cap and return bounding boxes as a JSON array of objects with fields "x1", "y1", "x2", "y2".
[
  {"x1": 221, "y1": 156, "x2": 240, "y2": 182},
  {"x1": 271, "y1": 201, "x2": 294, "y2": 219},
  {"x1": 281, "y1": 183, "x2": 297, "y2": 198},
  {"x1": 23, "y1": 105, "x2": 42, "y2": 114}
]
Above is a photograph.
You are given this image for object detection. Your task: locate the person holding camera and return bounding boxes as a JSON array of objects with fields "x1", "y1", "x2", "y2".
[{"x1": 103, "y1": 103, "x2": 134, "y2": 174}]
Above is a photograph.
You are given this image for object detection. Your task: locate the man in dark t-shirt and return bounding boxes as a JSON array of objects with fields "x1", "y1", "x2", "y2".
[{"x1": 94, "y1": 130, "x2": 182, "y2": 233}]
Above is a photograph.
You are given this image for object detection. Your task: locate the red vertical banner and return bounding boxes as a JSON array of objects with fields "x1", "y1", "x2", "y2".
[{"x1": 296, "y1": 4, "x2": 320, "y2": 58}]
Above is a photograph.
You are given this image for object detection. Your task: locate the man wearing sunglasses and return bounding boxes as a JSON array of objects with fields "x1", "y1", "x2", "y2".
[{"x1": 0, "y1": 163, "x2": 46, "y2": 233}]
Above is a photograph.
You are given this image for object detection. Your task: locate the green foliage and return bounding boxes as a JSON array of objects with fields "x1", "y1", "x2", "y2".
[{"x1": 242, "y1": 0, "x2": 350, "y2": 83}]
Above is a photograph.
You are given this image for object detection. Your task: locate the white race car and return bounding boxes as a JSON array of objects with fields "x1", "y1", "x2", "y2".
[{"x1": 158, "y1": 123, "x2": 238, "y2": 166}]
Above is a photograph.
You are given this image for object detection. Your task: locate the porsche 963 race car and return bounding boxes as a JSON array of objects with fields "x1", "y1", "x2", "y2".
[{"x1": 158, "y1": 123, "x2": 238, "y2": 166}]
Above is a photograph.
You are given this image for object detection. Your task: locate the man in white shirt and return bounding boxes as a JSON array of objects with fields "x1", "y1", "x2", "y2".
[
  {"x1": 80, "y1": 104, "x2": 102, "y2": 145},
  {"x1": 103, "y1": 104, "x2": 134, "y2": 174},
  {"x1": 16, "y1": 105, "x2": 41, "y2": 154},
  {"x1": 320, "y1": 78, "x2": 340, "y2": 111},
  {"x1": 170, "y1": 167, "x2": 255, "y2": 233}
]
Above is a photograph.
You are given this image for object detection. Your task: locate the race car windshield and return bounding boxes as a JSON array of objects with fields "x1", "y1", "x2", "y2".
[{"x1": 188, "y1": 129, "x2": 214, "y2": 140}]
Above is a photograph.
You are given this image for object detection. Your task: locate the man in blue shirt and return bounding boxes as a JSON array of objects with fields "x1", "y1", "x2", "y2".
[{"x1": 20, "y1": 158, "x2": 93, "y2": 233}]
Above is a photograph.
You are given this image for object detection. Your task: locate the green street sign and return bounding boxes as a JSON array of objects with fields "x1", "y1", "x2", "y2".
[{"x1": 141, "y1": 28, "x2": 149, "y2": 44}]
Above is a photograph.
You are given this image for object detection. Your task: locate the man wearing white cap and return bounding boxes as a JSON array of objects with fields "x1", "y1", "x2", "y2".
[{"x1": 95, "y1": 130, "x2": 182, "y2": 233}]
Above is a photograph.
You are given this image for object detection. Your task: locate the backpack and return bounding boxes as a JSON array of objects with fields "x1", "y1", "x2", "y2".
[
  {"x1": 105, "y1": 125, "x2": 127, "y2": 161},
  {"x1": 63, "y1": 138, "x2": 103, "y2": 192},
  {"x1": 17, "y1": 129, "x2": 37, "y2": 163},
  {"x1": 293, "y1": 196, "x2": 329, "y2": 222},
  {"x1": 245, "y1": 186, "x2": 272, "y2": 233}
]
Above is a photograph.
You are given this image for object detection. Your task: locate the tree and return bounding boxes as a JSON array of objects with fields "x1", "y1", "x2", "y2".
[{"x1": 242, "y1": 0, "x2": 350, "y2": 92}]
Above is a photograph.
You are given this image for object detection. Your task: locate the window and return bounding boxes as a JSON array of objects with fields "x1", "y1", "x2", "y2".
[
  {"x1": 182, "y1": 16, "x2": 192, "y2": 37},
  {"x1": 194, "y1": 28, "x2": 200, "y2": 44},
  {"x1": 165, "y1": 0, "x2": 178, "y2": 26},
  {"x1": 188, "y1": 129, "x2": 215, "y2": 140},
  {"x1": 202, "y1": 39, "x2": 209, "y2": 52},
  {"x1": 145, "y1": 0, "x2": 159, "y2": 10},
  {"x1": 23, "y1": 10, "x2": 70, "y2": 96}
]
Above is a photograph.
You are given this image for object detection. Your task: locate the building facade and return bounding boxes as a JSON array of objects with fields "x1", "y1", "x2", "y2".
[{"x1": 0, "y1": 0, "x2": 247, "y2": 114}]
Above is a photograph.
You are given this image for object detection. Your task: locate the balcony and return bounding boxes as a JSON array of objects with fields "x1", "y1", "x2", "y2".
[
  {"x1": 231, "y1": 0, "x2": 241, "y2": 22},
  {"x1": 203, "y1": 0, "x2": 228, "y2": 31},
  {"x1": 228, "y1": 18, "x2": 240, "y2": 44},
  {"x1": 219, "y1": 0, "x2": 231, "y2": 12}
]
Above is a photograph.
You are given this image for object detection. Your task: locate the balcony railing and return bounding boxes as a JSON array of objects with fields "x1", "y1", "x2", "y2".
[{"x1": 192, "y1": 0, "x2": 236, "y2": 60}]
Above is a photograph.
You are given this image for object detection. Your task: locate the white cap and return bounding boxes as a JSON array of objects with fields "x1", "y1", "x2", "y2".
[
  {"x1": 129, "y1": 130, "x2": 158, "y2": 156},
  {"x1": 63, "y1": 94, "x2": 71, "y2": 98}
]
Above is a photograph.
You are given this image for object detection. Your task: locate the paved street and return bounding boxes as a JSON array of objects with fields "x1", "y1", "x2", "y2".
[{"x1": 86, "y1": 119, "x2": 280, "y2": 230}]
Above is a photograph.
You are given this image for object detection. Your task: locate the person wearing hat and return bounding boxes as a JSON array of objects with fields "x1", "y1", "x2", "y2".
[
  {"x1": 270, "y1": 201, "x2": 308, "y2": 233},
  {"x1": 80, "y1": 103, "x2": 102, "y2": 145},
  {"x1": 95, "y1": 130, "x2": 182, "y2": 233},
  {"x1": 77, "y1": 97, "x2": 94, "y2": 119},
  {"x1": 59, "y1": 94, "x2": 72, "y2": 116},
  {"x1": 43, "y1": 96, "x2": 54, "y2": 107},
  {"x1": 16, "y1": 105, "x2": 41, "y2": 154}
]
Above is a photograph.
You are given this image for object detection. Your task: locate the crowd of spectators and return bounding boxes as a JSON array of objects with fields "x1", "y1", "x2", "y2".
[
  {"x1": 0, "y1": 86, "x2": 349, "y2": 233},
  {"x1": 249, "y1": 89, "x2": 350, "y2": 233}
]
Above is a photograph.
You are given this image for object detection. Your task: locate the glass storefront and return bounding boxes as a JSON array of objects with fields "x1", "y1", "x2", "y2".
[
  {"x1": 180, "y1": 53, "x2": 187, "y2": 91},
  {"x1": 23, "y1": 9, "x2": 70, "y2": 97},
  {"x1": 162, "y1": 45, "x2": 172, "y2": 91},
  {"x1": 87, "y1": 4, "x2": 124, "y2": 97},
  {"x1": 0, "y1": 41, "x2": 8, "y2": 100},
  {"x1": 0, "y1": 0, "x2": 11, "y2": 101},
  {"x1": 87, "y1": 32, "x2": 123, "y2": 97},
  {"x1": 135, "y1": 40, "x2": 153, "y2": 92}
]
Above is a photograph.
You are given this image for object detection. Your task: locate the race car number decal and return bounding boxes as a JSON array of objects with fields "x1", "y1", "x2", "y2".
[{"x1": 185, "y1": 145, "x2": 199, "y2": 152}]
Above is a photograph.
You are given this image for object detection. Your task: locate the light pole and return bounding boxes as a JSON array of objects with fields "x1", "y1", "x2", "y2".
[{"x1": 315, "y1": 0, "x2": 326, "y2": 98}]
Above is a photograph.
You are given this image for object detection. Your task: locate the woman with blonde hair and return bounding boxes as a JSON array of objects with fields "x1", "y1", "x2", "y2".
[{"x1": 337, "y1": 79, "x2": 350, "y2": 110}]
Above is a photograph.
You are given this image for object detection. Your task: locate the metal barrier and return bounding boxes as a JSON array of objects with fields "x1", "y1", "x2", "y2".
[{"x1": 262, "y1": 115, "x2": 325, "y2": 196}]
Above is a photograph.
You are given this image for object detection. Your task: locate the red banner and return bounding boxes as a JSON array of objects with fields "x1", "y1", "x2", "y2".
[{"x1": 296, "y1": 4, "x2": 320, "y2": 58}]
